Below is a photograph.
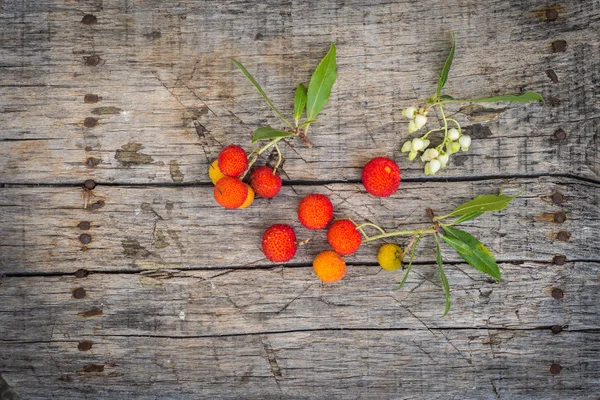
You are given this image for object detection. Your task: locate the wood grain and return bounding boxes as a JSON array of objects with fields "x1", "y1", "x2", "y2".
[
  {"x1": 0, "y1": 0, "x2": 598, "y2": 184},
  {"x1": 0, "y1": 177, "x2": 595, "y2": 275},
  {"x1": 1, "y1": 0, "x2": 599, "y2": 399},
  {"x1": 1, "y1": 330, "x2": 598, "y2": 399}
]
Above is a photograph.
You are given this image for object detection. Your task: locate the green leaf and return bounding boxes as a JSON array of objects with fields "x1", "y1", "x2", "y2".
[
  {"x1": 452, "y1": 212, "x2": 484, "y2": 225},
  {"x1": 444, "y1": 91, "x2": 544, "y2": 104},
  {"x1": 306, "y1": 43, "x2": 337, "y2": 121},
  {"x1": 252, "y1": 126, "x2": 293, "y2": 143},
  {"x1": 435, "y1": 235, "x2": 451, "y2": 316},
  {"x1": 293, "y1": 83, "x2": 307, "y2": 126},
  {"x1": 441, "y1": 226, "x2": 501, "y2": 281},
  {"x1": 440, "y1": 234, "x2": 473, "y2": 256},
  {"x1": 435, "y1": 32, "x2": 456, "y2": 96},
  {"x1": 297, "y1": 119, "x2": 316, "y2": 128},
  {"x1": 444, "y1": 191, "x2": 522, "y2": 218},
  {"x1": 394, "y1": 233, "x2": 423, "y2": 291},
  {"x1": 229, "y1": 58, "x2": 293, "y2": 128}
]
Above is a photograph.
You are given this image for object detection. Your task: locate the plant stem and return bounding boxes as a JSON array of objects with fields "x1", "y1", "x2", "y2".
[
  {"x1": 437, "y1": 103, "x2": 449, "y2": 152},
  {"x1": 355, "y1": 222, "x2": 386, "y2": 235},
  {"x1": 421, "y1": 127, "x2": 445, "y2": 139},
  {"x1": 363, "y1": 228, "x2": 436, "y2": 243},
  {"x1": 241, "y1": 137, "x2": 283, "y2": 180},
  {"x1": 272, "y1": 143, "x2": 283, "y2": 174},
  {"x1": 446, "y1": 118, "x2": 462, "y2": 133}
]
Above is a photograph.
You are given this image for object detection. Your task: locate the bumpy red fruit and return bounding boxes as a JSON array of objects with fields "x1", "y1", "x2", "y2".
[
  {"x1": 214, "y1": 177, "x2": 248, "y2": 209},
  {"x1": 262, "y1": 224, "x2": 297, "y2": 263},
  {"x1": 362, "y1": 157, "x2": 401, "y2": 197},
  {"x1": 250, "y1": 166, "x2": 282, "y2": 198},
  {"x1": 218, "y1": 145, "x2": 248, "y2": 178},
  {"x1": 298, "y1": 194, "x2": 333, "y2": 230},
  {"x1": 327, "y1": 219, "x2": 362, "y2": 255}
]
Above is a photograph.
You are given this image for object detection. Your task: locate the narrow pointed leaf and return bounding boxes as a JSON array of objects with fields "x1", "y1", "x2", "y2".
[
  {"x1": 435, "y1": 32, "x2": 455, "y2": 96},
  {"x1": 298, "y1": 119, "x2": 316, "y2": 128},
  {"x1": 293, "y1": 83, "x2": 307, "y2": 125},
  {"x1": 444, "y1": 91, "x2": 544, "y2": 104},
  {"x1": 445, "y1": 192, "x2": 521, "y2": 217},
  {"x1": 440, "y1": 234, "x2": 473, "y2": 256},
  {"x1": 306, "y1": 43, "x2": 337, "y2": 120},
  {"x1": 252, "y1": 126, "x2": 293, "y2": 143},
  {"x1": 452, "y1": 212, "x2": 484, "y2": 224},
  {"x1": 229, "y1": 58, "x2": 293, "y2": 127},
  {"x1": 441, "y1": 226, "x2": 501, "y2": 281},
  {"x1": 435, "y1": 235, "x2": 451, "y2": 316},
  {"x1": 394, "y1": 233, "x2": 422, "y2": 290}
]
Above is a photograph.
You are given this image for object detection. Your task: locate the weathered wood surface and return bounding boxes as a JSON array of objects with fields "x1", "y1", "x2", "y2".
[
  {"x1": 1, "y1": 0, "x2": 599, "y2": 399},
  {"x1": 0, "y1": 177, "x2": 595, "y2": 275},
  {"x1": 2, "y1": 330, "x2": 599, "y2": 399},
  {"x1": 0, "y1": 0, "x2": 598, "y2": 184}
]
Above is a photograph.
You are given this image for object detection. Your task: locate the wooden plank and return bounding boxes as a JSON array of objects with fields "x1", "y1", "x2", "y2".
[
  {"x1": 0, "y1": 177, "x2": 594, "y2": 274},
  {"x1": 1, "y1": 0, "x2": 598, "y2": 183},
  {"x1": 1, "y1": 330, "x2": 597, "y2": 399},
  {"x1": 0, "y1": 261, "x2": 597, "y2": 342}
]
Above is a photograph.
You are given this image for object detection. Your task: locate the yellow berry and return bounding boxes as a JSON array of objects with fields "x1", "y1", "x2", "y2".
[
  {"x1": 238, "y1": 185, "x2": 255, "y2": 209},
  {"x1": 377, "y1": 243, "x2": 404, "y2": 271},
  {"x1": 209, "y1": 159, "x2": 226, "y2": 185}
]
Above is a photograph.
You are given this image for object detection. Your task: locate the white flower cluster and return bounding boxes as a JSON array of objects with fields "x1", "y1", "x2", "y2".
[{"x1": 401, "y1": 106, "x2": 471, "y2": 175}]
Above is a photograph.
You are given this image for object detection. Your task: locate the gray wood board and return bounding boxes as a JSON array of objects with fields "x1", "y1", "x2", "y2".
[
  {"x1": 1, "y1": 330, "x2": 598, "y2": 399},
  {"x1": 0, "y1": 177, "x2": 595, "y2": 275},
  {"x1": 0, "y1": 261, "x2": 597, "y2": 340},
  {"x1": 0, "y1": 0, "x2": 598, "y2": 183}
]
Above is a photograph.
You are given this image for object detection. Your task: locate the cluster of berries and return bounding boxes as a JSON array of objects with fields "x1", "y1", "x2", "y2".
[
  {"x1": 211, "y1": 145, "x2": 282, "y2": 209},
  {"x1": 260, "y1": 156, "x2": 402, "y2": 283},
  {"x1": 400, "y1": 106, "x2": 471, "y2": 176}
]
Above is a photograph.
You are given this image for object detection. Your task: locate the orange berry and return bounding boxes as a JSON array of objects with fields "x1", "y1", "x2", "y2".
[
  {"x1": 209, "y1": 159, "x2": 226, "y2": 185},
  {"x1": 313, "y1": 250, "x2": 346, "y2": 283},
  {"x1": 298, "y1": 194, "x2": 333, "y2": 230},
  {"x1": 262, "y1": 224, "x2": 297, "y2": 263},
  {"x1": 214, "y1": 177, "x2": 248, "y2": 209},
  {"x1": 250, "y1": 166, "x2": 282, "y2": 198},
  {"x1": 218, "y1": 145, "x2": 248, "y2": 178},
  {"x1": 238, "y1": 184, "x2": 255, "y2": 209},
  {"x1": 327, "y1": 219, "x2": 362, "y2": 255},
  {"x1": 362, "y1": 157, "x2": 401, "y2": 197}
]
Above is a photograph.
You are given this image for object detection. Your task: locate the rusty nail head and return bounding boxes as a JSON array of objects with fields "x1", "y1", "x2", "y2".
[
  {"x1": 552, "y1": 40, "x2": 567, "y2": 53},
  {"x1": 551, "y1": 288, "x2": 564, "y2": 299},
  {"x1": 78, "y1": 341, "x2": 93, "y2": 351},
  {"x1": 83, "y1": 117, "x2": 98, "y2": 128},
  {"x1": 72, "y1": 287, "x2": 86, "y2": 299},
  {"x1": 75, "y1": 269, "x2": 89, "y2": 278},
  {"x1": 554, "y1": 211, "x2": 567, "y2": 223},
  {"x1": 85, "y1": 146, "x2": 93, "y2": 152},
  {"x1": 81, "y1": 14, "x2": 97, "y2": 24},
  {"x1": 549, "y1": 97, "x2": 560, "y2": 106},
  {"x1": 551, "y1": 325, "x2": 563, "y2": 334},
  {"x1": 84, "y1": 94, "x2": 99, "y2": 103},
  {"x1": 550, "y1": 363, "x2": 562, "y2": 374},
  {"x1": 552, "y1": 254, "x2": 567, "y2": 265},
  {"x1": 79, "y1": 233, "x2": 92, "y2": 244},
  {"x1": 550, "y1": 192, "x2": 565, "y2": 204},
  {"x1": 86, "y1": 157, "x2": 100, "y2": 168},
  {"x1": 83, "y1": 179, "x2": 96, "y2": 189},
  {"x1": 85, "y1": 55, "x2": 101, "y2": 66},
  {"x1": 78, "y1": 221, "x2": 91, "y2": 230},
  {"x1": 554, "y1": 129, "x2": 567, "y2": 141},
  {"x1": 556, "y1": 231, "x2": 571, "y2": 241},
  {"x1": 545, "y1": 9, "x2": 558, "y2": 21}
]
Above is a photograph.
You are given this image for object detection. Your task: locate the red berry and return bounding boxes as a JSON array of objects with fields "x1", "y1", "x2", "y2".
[
  {"x1": 327, "y1": 219, "x2": 362, "y2": 255},
  {"x1": 262, "y1": 224, "x2": 297, "y2": 263},
  {"x1": 214, "y1": 177, "x2": 248, "y2": 209},
  {"x1": 218, "y1": 145, "x2": 248, "y2": 178},
  {"x1": 298, "y1": 194, "x2": 333, "y2": 230},
  {"x1": 250, "y1": 166, "x2": 282, "y2": 198},
  {"x1": 362, "y1": 157, "x2": 401, "y2": 197}
]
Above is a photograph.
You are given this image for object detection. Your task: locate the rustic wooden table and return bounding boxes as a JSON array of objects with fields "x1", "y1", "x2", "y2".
[{"x1": 1, "y1": 0, "x2": 599, "y2": 399}]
